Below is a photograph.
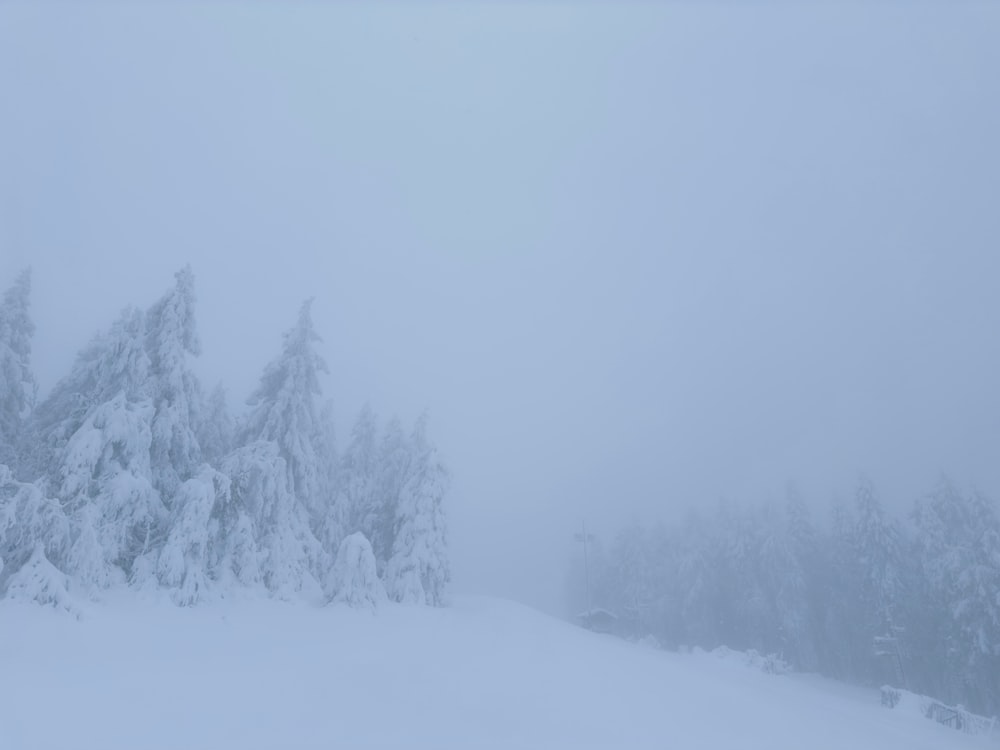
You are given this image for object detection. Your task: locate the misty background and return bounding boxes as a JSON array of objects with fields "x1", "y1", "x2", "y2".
[{"x1": 2, "y1": 2, "x2": 998, "y2": 614}]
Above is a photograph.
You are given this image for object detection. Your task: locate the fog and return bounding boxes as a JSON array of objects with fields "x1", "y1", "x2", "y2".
[{"x1": 2, "y1": 2, "x2": 998, "y2": 614}]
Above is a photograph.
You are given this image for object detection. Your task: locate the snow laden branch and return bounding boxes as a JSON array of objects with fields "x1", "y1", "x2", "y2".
[{"x1": 0, "y1": 268, "x2": 451, "y2": 613}]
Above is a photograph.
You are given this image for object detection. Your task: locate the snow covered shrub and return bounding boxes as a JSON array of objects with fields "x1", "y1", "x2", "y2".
[
  {"x1": 4, "y1": 542, "x2": 79, "y2": 616},
  {"x1": 744, "y1": 649, "x2": 791, "y2": 675},
  {"x1": 328, "y1": 532, "x2": 385, "y2": 610},
  {"x1": 0, "y1": 465, "x2": 72, "y2": 597}
]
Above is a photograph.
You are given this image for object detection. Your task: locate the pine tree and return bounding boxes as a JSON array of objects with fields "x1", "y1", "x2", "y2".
[
  {"x1": 0, "y1": 269, "x2": 37, "y2": 470},
  {"x1": 220, "y1": 440, "x2": 322, "y2": 599},
  {"x1": 673, "y1": 508, "x2": 716, "y2": 648},
  {"x1": 911, "y1": 478, "x2": 1000, "y2": 710},
  {"x1": 850, "y1": 476, "x2": 911, "y2": 689},
  {"x1": 198, "y1": 383, "x2": 235, "y2": 467},
  {"x1": 337, "y1": 405, "x2": 379, "y2": 549},
  {"x1": 157, "y1": 465, "x2": 260, "y2": 605},
  {"x1": 780, "y1": 488, "x2": 819, "y2": 670},
  {"x1": 820, "y1": 496, "x2": 867, "y2": 682},
  {"x1": 853, "y1": 477, "x2": 903, "y2": 630},
  {"x1": 608, "y1": 521, "x2": 658, "y2": 636},
  {"x1": 28, "y1": 307, "x2": 163, "y2": 590},
  {"x1": 58, "y1": 393, "x2": 163, "y2": 588},
  {"x1": 0, "y1": 465, "x2": 72, "y2": 604},
  {"x1": 29, "y1": 307, "x2": 150, "y2": 490},
  {"x1": 372, "y1": 416, "x2": 409, "y2": 573},
  {"x1": 144, "y1": 266, "x2": 204, "y2": 500},
  {"x1": 241, "y1": 300, "x2": 328, "y2": 520},
  {"x1": 312, "y1": 399, "x2": 341, "y2": 554},
  {"x1": 385, "y1": 414, "x2": 450, "y2": 606}
]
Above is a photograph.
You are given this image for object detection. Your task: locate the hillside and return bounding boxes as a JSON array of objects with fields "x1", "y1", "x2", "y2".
[{"x1": 0, "y1": 596, "x2": 981, "y2": 750}]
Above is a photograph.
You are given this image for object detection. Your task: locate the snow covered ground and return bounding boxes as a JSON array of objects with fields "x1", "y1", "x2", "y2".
[{"x1": 0, "y1": 596, "x2": 985, "y2": 750}]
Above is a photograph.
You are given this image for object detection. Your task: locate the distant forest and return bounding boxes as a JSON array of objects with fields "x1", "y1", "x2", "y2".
[
  {"x1": 570, "y1": 478, "x2": 1000, "y2": 717},
  {"x1": 0, "y1": 268, "x2": 449, "y2": 611}
]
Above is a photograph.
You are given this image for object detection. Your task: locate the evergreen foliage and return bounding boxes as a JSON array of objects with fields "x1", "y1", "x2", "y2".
[
  {"x1": 0, "y1": 269, "x2": 36, "y2": 470},
  {"x1": 385, "y1": 414, "x2": 450, "y2": 606},
  {"x1": 0, "y1": 268, "x2": 452, "y2": 613},
  {"x1": 577, "y1": 477, "x2": 1000, "y2": 717},
  {"x1": 329, "y1": 531, "x2": 386, "y2": 610}
]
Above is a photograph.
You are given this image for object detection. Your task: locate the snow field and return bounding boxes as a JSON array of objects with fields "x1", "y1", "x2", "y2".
[{"x1": 0, "y1": 596, "x2": 981, "y2": 750}]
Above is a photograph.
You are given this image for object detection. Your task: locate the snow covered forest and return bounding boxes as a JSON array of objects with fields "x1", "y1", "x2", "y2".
[
  {"x1": 0, "y1": 267, "x2": 450, "y2": 610},
  {"x1": 572, "y1": 479, "x2": 1000, "y2": 717}
]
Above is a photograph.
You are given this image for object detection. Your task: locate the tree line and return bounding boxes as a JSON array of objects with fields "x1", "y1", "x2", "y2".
[
  {"x1": 571, "y1": 477, "x2": 1000, "y2": 717},
  {"x1": 0, "y1": 267, "x2": 449, "y2": 609}
]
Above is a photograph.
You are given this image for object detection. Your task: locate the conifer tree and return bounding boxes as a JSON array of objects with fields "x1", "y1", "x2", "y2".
[
  {"x1": 29, "y1": 307, "x2": 150, "y2": 490},
  {"x1": 198, "y1": 383, "x2": 235, "y2": 467},
  {"x1": 852, "y1": 478, "x2": 906, "y2": 649},
  {"x1": 385, "y1": 414, "x2": 450, "y2": 606},
  {"x1": 312, "y1": 399, "x2": 341, "y2": 553},
  {"x1": 157, "y1": 465, "x2": 260, "y2": 604},
  {"x1": 0, "y1": 464, "x2": 72, "y2": 605},
  {"x1": 337, "y1": 405, "x2": 380, "y2": 550},
  {"x1": 144, "y1": 266, "x2": 204, "y2": 500},
  {"x1": 0, "y1": 269, "x2": 37, "y2": 470},
  {"x1": 372, "y1": 416, "x2": 409, "y2": 573},
  {"x1": 220, "y1": 440, "x2": 322, "y2": 598},
  {"x1": 29, "y1": 307, "x2": 164, "y2": 588},
  {"x1": 241, "y1": 300, "x2": 328, "y2": 518}
]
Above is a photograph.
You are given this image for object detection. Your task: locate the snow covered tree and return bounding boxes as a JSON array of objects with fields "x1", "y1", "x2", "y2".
[
  {"x1": 220, "y1": 440, "x2": 323, "y2": 599},
  {"x1": 328, "y1": 532, "x2": 386, "y2": 610},
  {"x1": 156, "y1": 465, "x2": 261, "y2": 605},
  {"x1": 198, "y1": 383, "x2": 235, "y2": 467},
  {"x1": 241, "y1": 300, "x2": 328, "y2": 522},
  {"x1": 371, "y1": 416, "x2": 409, "y2": 573},
  {"x1": 312, "y1": 399, "x2": 341, "y2": 555},
  {"x1": 336, "y1": 405, "x2": 379, "y2": 548},
  {"x1": 913, "y1": 478, "x2": 1000, "y2": 710},
  {"x1": 28, "y1": 306, "x2": 150, "y2": 490},
  {"x1": 4, "y1": 543, "x2": 78, "y2": 613},
  {"x1": 0, "y1": 465, "x2": 72, "y2": 605},
  {"x1": 24, "y1": 305, "x2": 164, "y2": 591},
  {"x1": 818, "y1": 495, "x2": 869, "y2": 682},
  {"x1": 607, "y1": 522, "x2": 659, "y2": 637},
  {"x1": 849, "y1": 477, "x2": 911, "y2": 689},
  {"x1": 853, "y1": 478, "x2": 904, "y2": 627},
  {"x1": 385, "y1": 415, "x2": 450, "y2": 606},
  {"x1": 58, "y1": 393, "x2": 163, "y2": 588},
  {"x1": 777, "y1": 488, "x2": 820, "y2": 670},
  {"x1": 0, "y1": 269, "x2": 37, "y2": 470},
  {"x1": 670, "y1": 509, "x2": 717, "y2": 647},
  {"x1": 144, "y1": 266, "x2": 204, "y2": 500}
]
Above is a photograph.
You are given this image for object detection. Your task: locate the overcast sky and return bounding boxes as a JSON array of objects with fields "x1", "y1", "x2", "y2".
[{"x1": 2, "y1": 2, "x2": 998, "y2": 613}]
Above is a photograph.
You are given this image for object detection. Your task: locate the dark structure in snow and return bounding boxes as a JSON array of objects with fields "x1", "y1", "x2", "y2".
[{"x1": 578, "y1": 608, "x2": 620, "y2": 635}]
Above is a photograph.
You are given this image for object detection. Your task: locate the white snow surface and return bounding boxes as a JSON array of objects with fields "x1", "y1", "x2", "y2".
[{"x1": 0, "y1": 596, "x2": 984, "y2": 750}]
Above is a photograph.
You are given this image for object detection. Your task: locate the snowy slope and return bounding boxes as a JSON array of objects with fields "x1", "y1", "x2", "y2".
[{"x1": 0, "y1": 597, "x2": 982, "y2": 750}]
